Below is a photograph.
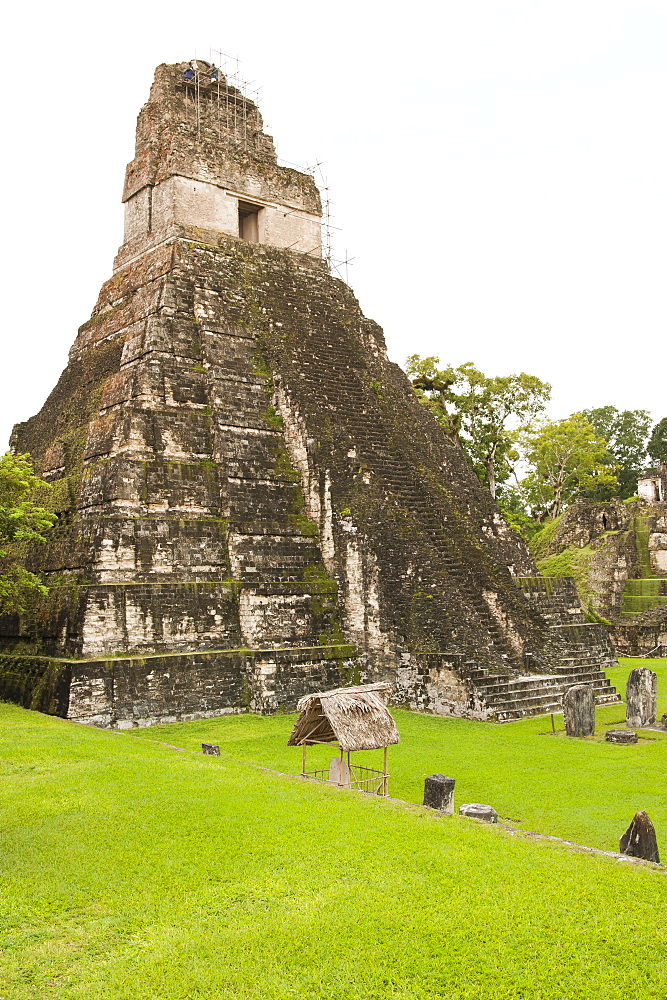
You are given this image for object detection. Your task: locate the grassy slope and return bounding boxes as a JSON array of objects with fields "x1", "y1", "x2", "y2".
[
  {"x1": 2, "y1": 661, "x2": 667, "y2": 999},
  {"x1": 535, "y1": 545, "x2": 598, "y2": 607},
  {"x1": 131, "y1": 659, "x2": 667, "y2": 854}
]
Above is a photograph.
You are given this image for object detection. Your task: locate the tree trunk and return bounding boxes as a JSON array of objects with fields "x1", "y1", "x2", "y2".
[
  {"x1": 483, "y1": 450, "x2": 497, "y2": 500},
  {"x1": 551, "y1": 479, "x2": 564, "y2": 519},
  {"x1": 485, "y1": 460, "x2": 497, "y2": 500}
]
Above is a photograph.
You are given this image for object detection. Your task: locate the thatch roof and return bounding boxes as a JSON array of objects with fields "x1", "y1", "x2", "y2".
[{"x1": 287, "y1": 683, "x2": 400, "y2": 752}]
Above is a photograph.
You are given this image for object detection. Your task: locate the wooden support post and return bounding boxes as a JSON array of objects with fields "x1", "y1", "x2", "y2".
[
  {"x1": 302, "y1": 743, "x2": 306, "y2": 776},
  {"x1": 383, "y1": 746, "x2": 388, "y2": 797}
]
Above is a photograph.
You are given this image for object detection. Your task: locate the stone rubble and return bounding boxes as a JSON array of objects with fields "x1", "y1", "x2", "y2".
[{"x1": 459, "y1": 804, "x2": 498, "y2": 823}]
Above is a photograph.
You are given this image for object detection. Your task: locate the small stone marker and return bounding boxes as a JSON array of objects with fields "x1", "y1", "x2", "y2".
[
  {"x1": 459, "y1": 803, "x2": 497, "y2": 823},
  {"x1": 202, "y1": 743, "x2": 220, "y2": 756},
  {"x1": 423, "y1": 774, "x2": 455, "y2": 814},
  {"x1": 619, "y1": 810, "x2": 660, "y2": 863},
  {"x1": 563, "y1": 683, "x2": 595, "y2": 737},
  {"x1": 605, "y1": 729, "x2": 638, "y2": 744},
  {"x1": 626, "y1": 667, "x2": 657, "y2": 727},
  {"x1": 661, "y1": 713, "x2": 667, "y2": 731},
  {"x1": 328, "y1": 757, "x2": 351, "y2": 788}
]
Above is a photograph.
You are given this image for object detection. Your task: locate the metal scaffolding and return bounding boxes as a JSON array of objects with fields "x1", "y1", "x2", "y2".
[{"x1": 181, "y1": 50, "x2": 353, "y2": 283}]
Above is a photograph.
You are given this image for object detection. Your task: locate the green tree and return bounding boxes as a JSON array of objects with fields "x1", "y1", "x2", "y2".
[
  {"x1": 520, "y1": 414, "x2": 619, "y2": 520},
  {"x1": 580, "y1": 406, "x2": 651, "y2": 499},
  {"x1": 495, "y1": 485, "x2": 540, "y2": 540},
  {"x1": 406, "y1": 356, "x2": 550, "y2": 499},
  {"x1": 0, "y1": 453, "x2": 55, "y2": 616},
  {"x1": 648, "y1": 417, "x2": 667, "y2": 465}
]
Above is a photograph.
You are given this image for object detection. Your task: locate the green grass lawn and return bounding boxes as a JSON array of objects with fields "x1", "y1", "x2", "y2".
[
  {"x1": 130, "y1": 658, "x2": 667, "y2": 854},
  {"x1": 2, "y1": 659, "x2": 667, "y2": 999}
]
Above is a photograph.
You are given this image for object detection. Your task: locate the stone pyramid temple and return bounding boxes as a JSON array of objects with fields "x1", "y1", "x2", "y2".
[{"x1": 0, "y1": 60, "x2": 619, "y2": 726}]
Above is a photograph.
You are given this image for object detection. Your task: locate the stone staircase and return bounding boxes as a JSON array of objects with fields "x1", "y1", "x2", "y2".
[
  {"x1": 287, "y1": 328, "x2": 623, "y2": 721},
  {"x1": 466, "y1": 576, "x2": 621, "y2": 721},
  {"x1": 464, "y1": 660, "x2": 619, "y2": 722},
  {"x1": 284, "y1": 319, "x2": 530, "y2": 667}
]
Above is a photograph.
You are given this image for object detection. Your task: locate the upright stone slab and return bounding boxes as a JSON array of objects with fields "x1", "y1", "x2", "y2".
[
  {"x1": 563, "y1": 684, "x2": 595, "y2": 737},
  {"x1": 626, "y1": 667, "x2": 657, "y2": 728},
  {"x1": 423, "y1": 774, "x2": 455, "y2": 814},
  {"x1": 620, "y1": 811, "x2": 660, "y2": 863},
  {"x1": 328, "y1": 757, "x2": 351, "y2": 788}
]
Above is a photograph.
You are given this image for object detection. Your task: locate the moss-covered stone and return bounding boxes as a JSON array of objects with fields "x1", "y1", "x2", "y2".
[{"x1": 0, "y1": 62, "x2": 620, "y2": 722}]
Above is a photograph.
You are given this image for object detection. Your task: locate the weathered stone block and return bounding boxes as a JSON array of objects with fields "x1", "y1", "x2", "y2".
[
  {"x1": 620, "y1": 810, "x2": 660, "y2": 863},
  {"x1": 563, "y1": 684, "x2": 595, "y2": 737},
  {"x1": 459, "y1": 803, "x2": 497, "y2": 823},
  {"x1": 605, "y1": 729, "x2": 638, "y2": 744},
  {"x1": 423, "y1": 774, "x2": 455, "y2": 814},
  {"x1": 202, "y1": 743, "x2": 220, "y2": 755},
  {"x1": 626, "y1": 667, "x2": 657, "y2": 727}
]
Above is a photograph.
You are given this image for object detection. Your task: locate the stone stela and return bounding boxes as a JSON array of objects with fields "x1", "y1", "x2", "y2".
[
  {"x1": 625, "y1": 667, "x2": 657, "y2": 728},
  {"x1": 563, "y1": 684, "x2": 596, "y2": 738},
  {"x1": 423, "y1": 774, "x2": 456, "y2": 814},
  {"x1": 620, "y1": 811, "x2": 660, "y2": 864}
]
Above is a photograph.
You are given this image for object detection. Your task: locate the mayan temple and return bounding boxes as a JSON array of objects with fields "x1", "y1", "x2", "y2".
[{"x1": 0, "y1": 60, "x2": 619, "y2": 726}]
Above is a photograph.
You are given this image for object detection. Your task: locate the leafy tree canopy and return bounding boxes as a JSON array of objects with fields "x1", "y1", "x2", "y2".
[
  {"x1": 579, "y1": 406, "x2": 652, "y2": 499},
  {"x1": 406, "y1": 356, "x2": 550, "y2": 499},
  {"x1": 495, "y1": 486, "x2": 540, "y2": 541},
  {"x1": 520, "y1": 414, "x2": 619, "y2": 521},
  {"x1": 648, "y1": 417, "x2": 667, "y2": 465},
  {"x1": 0, "y1": 453, "x2": 55, "y2": 616}
]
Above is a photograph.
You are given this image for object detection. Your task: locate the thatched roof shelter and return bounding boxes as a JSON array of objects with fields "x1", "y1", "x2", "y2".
[{"x1": 287, "y1": 683, "x2": 400, "y2": 752}]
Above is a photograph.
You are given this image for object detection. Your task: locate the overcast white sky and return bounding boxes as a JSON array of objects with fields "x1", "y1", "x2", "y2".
[{"x1": 1, "y1": 0, "x2": 665, "y2": 450}]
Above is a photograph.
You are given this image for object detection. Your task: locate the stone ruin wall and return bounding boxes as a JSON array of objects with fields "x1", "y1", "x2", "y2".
[
  {"x1": 117, "y1": 61, "x2": 322, "y2": 273},
  {"x1": 535, "y1": 499, "x2": 667, "y2": 616},
  {"x1": 8, "y1": 238, "x2": 544, "y2": 657},
  {"x1": 534, "y1": 498, "x2": 667, "y2": 656},
  {"x1": 638, "y1": 464, "x2": 667, "y2": 503},
  {"x1": 614, "y1": 611, "x2": 667, "y2": 658}
]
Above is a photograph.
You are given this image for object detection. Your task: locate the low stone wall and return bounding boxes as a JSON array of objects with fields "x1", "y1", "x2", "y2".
[
  {"x1": 0, "y1": 655, "x2": 71, "y2": 716},
  {"x1": 613, "y1": 609, "x2": 667, "y2": 657},
  {"x1": 393, "y1": 654, "x2": 488, "y2": 719},
  {"x1": 0, "y1": 645, "x2": 358, "y2": 727}
]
